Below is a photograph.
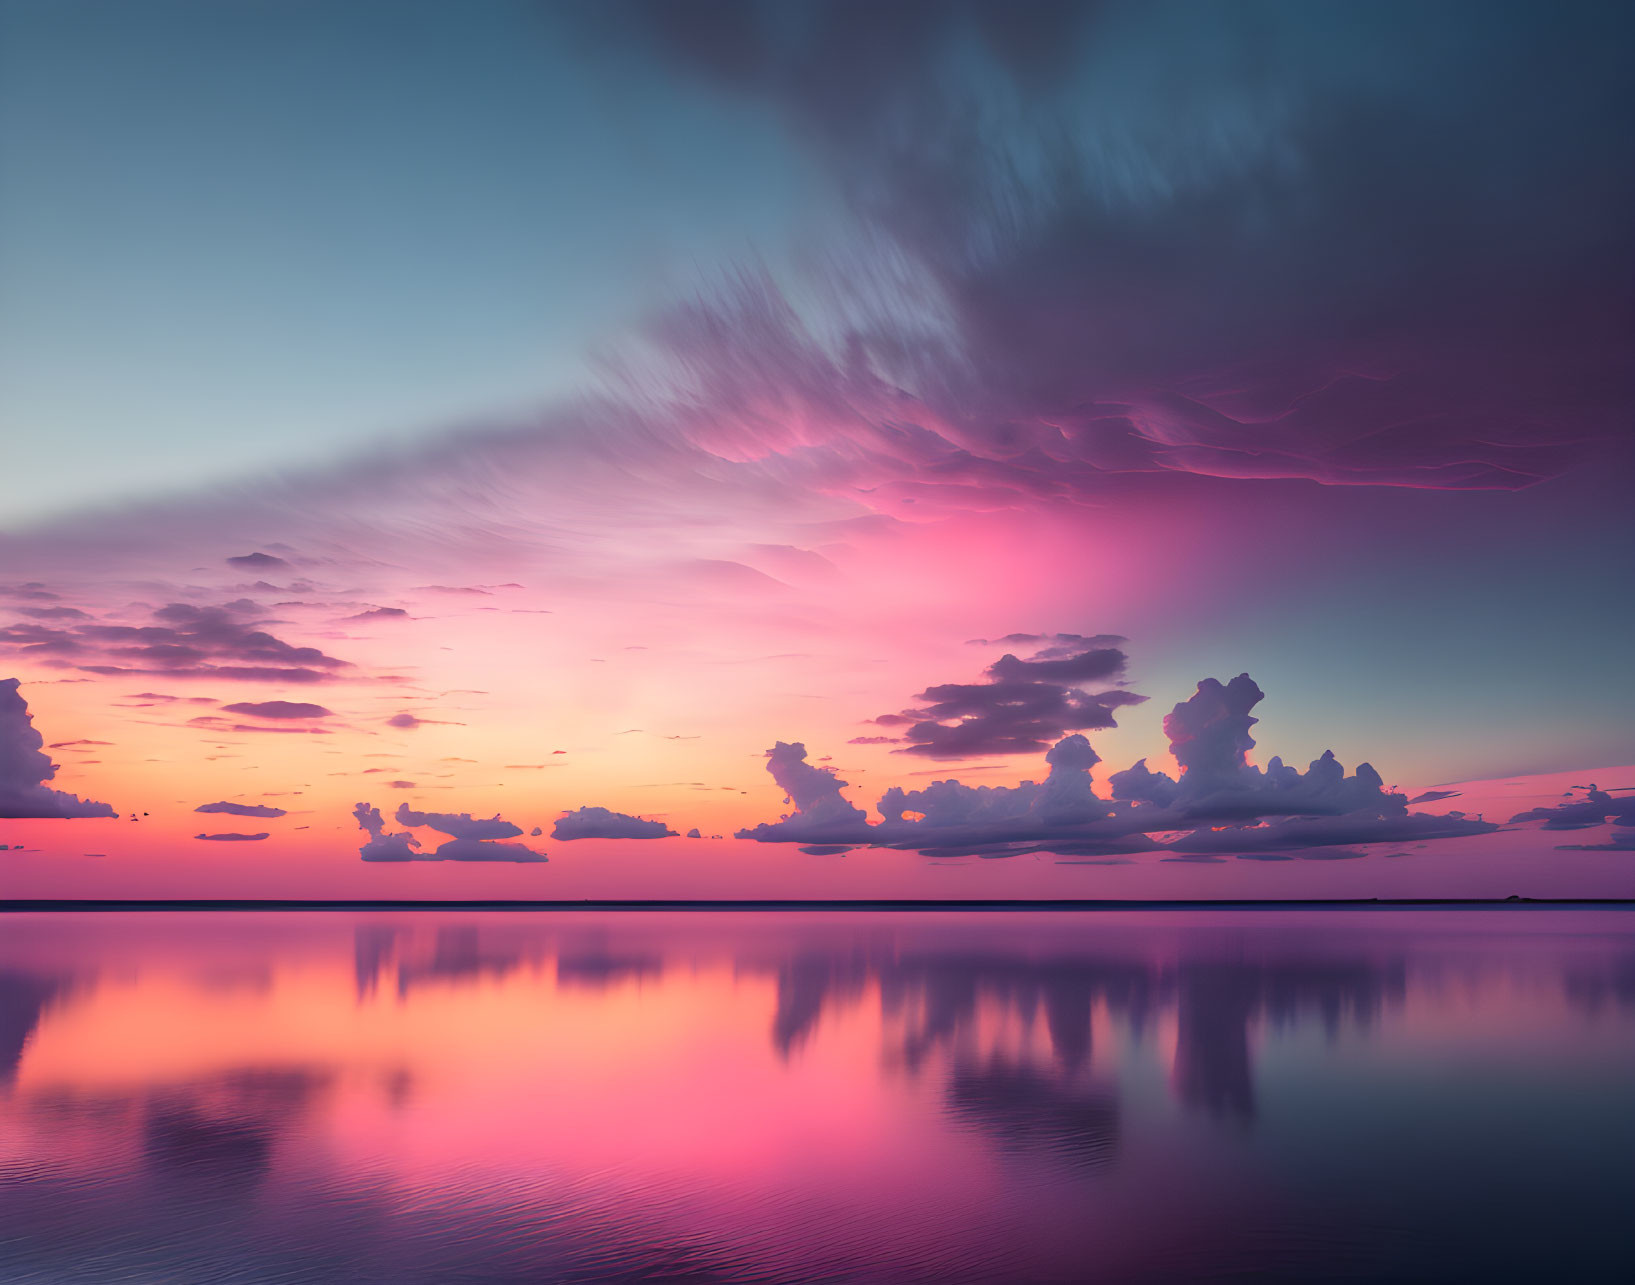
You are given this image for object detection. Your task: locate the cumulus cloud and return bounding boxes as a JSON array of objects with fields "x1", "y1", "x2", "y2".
[
  {"x1": 875, "y1": 635, "x2": 1144, "y2": 759},
  {"x1": 741, "y1": 671, "x2": 1495, "y2": 855},
  {"x1": 355, "y1": 802, "x2": 545, "y2": 862},
  {"x1": 1106, "y1": 758, "x2": 1181, "y2": 809},
  {"x1": 1102, "y1": 676, "x2": 1437, "y2": 828},
  {"x1": 737, "y1": 741, "x2": 872, "y2": 842},
  {"x1": 354, "y1": 803, "x2": 422, "y2": 860},
  {"x1": 741, "y1": 731, "x2": 1151, "y2": 856},
  {"x1": 552, "y1": 806, "x2": 677, "y2": 840},
  {"x1": 195, "y1": 801, "x2": 287, "y2": 818},
  {"x1": 222, "y1": 701, "x2": 332, "y2": 720},
  {"x1": 0, "y1": 678, "x2": 116, "y2": 818}
]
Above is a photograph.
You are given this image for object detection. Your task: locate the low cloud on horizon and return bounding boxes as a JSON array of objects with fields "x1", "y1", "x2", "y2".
[{"x1": 740, "y1": 672, "x2": 1500, "y2": 858}]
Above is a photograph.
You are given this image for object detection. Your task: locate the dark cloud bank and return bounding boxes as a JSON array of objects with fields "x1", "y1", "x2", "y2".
[
  {"x1": 740, "y1": 671, "x2": 1499, "y2": 857},
  {"x1": 594, "y1": 0, "x2": 1633, "y2": 503}
]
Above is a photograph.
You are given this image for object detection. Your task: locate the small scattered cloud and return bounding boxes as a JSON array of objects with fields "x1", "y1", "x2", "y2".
[
  {"x1": 193, "y1": 831, "x2": 270, "y2": 842},
  {"x1": 387, "y1": 712, "x2": 464, "y2": 729},
  {"x1": 226, "y1": 552, "x2": 288, "y2": 569},
  {"x1": 552, "y1": 806, "x2": 677, "y2": 840},
  {"x1": 223, "y1": 701, "x2": 333, "y2": 720},
  {"x1": 195, "y1": 801, "x2": 287, "y2": 818}
]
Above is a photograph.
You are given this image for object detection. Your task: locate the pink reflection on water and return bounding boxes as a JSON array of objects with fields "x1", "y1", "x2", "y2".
[{"x1": 1, "y1": 911, "x2": 1632, "y2": 1281}]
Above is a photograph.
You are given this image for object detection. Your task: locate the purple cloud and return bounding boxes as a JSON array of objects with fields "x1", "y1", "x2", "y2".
[
  {"x1": 424, "y1": 837, "x2": 547, "y2": 862},
  {"x1": 876, "y1": 635, "x2": 1144, "y2": 759},
  {"x1": 387, "y1": 712, "x2": 464, "y2": 729},
  {"x1": 222, "y1": 701, "x2": 333, "y2": 720},
  {"x1": 552, "y1": 806, "x2": 677, "y2": 841},
  {"x1": 195, "y1": 801, "x2": 287, "y2": 818},
  {"x1": 354, "y1": 803, "x2": 421, "y2": 860},
  {"x1": 1, "y1": 603, "x2": 353, "y2": 684},
  {"x1": 741, "y1": 671, "x2": 1496, "y2": 856},
  {"x1": 355, "y1": 802, "x2": 544, "y2": 862},
  {"x1": 1103, "y1": 675, "x2": 1484, "y2": 831},
  {"x1": 737, "y1": 741, "x2": 871, "y2": 843},
  {"x1": 1509, "y1": 785, "x2": 1635, "y2": 831},
  {"x1": 0, "y1": 678, "x2": 116, "y2": 819},
  {"x1": 193, "y1": 832, "x2": 270, "y2": 842},
  {"x1": 226, "y1": 552, "x2": 288, "y2": 569},
  {"x1": 393, "y1": 803, "x2": 523, "y2": 840}
]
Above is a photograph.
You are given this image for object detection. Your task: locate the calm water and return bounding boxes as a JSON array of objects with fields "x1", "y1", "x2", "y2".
[{"x1": 1, "y1": 910, "x2": 1631, "y2": 1283}]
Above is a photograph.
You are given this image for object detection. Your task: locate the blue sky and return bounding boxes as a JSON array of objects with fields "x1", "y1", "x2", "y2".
[{"x1": 0, "y1": 0, "x2": 825, "y2": 522}]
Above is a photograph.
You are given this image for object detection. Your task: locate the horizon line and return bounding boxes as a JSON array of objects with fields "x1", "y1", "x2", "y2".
[{"x1": 2, "y1": 897, "x2": 1631, "y2": 912}]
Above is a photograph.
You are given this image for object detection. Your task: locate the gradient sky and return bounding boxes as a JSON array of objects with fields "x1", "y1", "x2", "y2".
[{"x1": 1, "y1": 0, "x2": 1631, "y2": 896}]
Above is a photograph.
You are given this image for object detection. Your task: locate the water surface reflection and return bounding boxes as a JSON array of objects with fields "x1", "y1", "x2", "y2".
[{"x1": 1, "y1": 910, "x2": 1630, "y2": 1282}]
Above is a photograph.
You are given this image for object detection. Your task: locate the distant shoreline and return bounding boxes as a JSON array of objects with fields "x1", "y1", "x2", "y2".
[{"x1": 2, "y1": 898, "x2": 1631, "y2": 912}]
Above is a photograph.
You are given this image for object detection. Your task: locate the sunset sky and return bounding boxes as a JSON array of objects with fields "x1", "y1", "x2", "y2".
[{"x1": 2, "y1": 0, "x2": 1631, "y2": 897}]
